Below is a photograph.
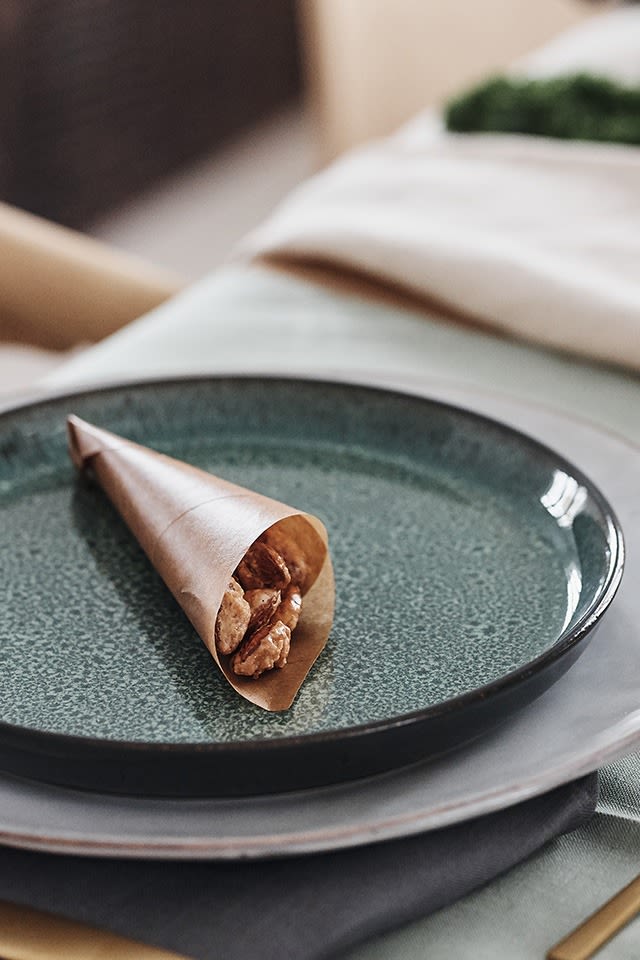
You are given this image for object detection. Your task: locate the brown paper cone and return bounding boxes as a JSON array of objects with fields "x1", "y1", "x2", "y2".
[{"x1": 67, "y1": 415, "x2": 334, "y2": 711}]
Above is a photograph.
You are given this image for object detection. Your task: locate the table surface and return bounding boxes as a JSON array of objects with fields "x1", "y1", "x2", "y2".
[{"x1": 43, "y1": 264, "x2": 640, "y2": 959}]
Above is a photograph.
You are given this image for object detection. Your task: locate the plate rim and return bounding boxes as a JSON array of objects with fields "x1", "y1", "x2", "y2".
[
  {"x1": 0, "y1": 377, "x2": 636, "y2": 858},
  {"x1": 0, "y1": 375, "x2": 625, "y2": 764}
]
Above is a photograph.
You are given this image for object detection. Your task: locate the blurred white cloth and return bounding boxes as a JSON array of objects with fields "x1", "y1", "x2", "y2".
[
  {"x1": 517, "y1": 4, "x2": 640, "y2": 84},
  {"x1": 241, "y1": 6, "x2": 640, "y2": 372},
  {"x1": 0, "y1": 343, "x2": 77, "y2": 398}
]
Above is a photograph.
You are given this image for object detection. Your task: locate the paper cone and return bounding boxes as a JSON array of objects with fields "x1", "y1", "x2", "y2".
[{"x1": 67, "y1": 415, "x2": 334, "y2": 711}]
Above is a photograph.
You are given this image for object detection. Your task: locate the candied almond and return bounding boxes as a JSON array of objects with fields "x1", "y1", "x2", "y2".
[
  {"x1": 245, "y1": 588, "x2": 281, "y2": 633},
  {"x1": 235, "y1": 541, "x2": 291, "y2": 591},
  {"x1": 215, "y1": 579, "x2": 251, "y2": 655},
  {"x1": 276, "y1": 584, "x2": 302, "y2": 633},
  {"x1": 260, "y1": 526, "x2": 311, "y2": 590},
  {"x1": 232, "y1": 620, "x2": 291, "y2": 679}
]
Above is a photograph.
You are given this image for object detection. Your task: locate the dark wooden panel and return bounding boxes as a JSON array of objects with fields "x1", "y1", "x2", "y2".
[{"x1": 3, "y1": 0, "x2": 301, "y2": 227}]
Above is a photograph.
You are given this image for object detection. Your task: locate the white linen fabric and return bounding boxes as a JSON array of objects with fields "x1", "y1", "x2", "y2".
[
  {"x1": 516, "y1": 4, "x2": 640, "y2": 84},
  {"x1": 240, "y1": 7, "x2": 640, "y2": 373}
]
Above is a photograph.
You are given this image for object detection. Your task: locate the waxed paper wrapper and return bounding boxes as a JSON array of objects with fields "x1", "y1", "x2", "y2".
[{"x1": 67, "y1": 415, "x2": 334, "y2": 711}]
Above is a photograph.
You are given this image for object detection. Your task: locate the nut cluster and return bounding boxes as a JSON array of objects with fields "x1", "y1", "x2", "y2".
[{"x1": 214, "y1": 527, "x2": 307, "y2": 679}]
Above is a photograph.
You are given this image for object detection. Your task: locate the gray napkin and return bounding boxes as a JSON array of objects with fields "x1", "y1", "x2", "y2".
[{"x1": 1, "y1": 774, "x2": 597, "y2": 960}]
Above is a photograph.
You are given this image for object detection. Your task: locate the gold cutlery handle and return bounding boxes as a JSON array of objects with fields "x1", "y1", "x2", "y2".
[
  {"x1": 547, "y1": 873, "x2": 640, "y2": 960},
  {"x1": 0, "y1": 900, "x2": 189, "y2": 960}
]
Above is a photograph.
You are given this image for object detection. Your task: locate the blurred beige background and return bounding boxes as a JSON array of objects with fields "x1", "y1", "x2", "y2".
[
  {"x1": 0, "y1": 0, "x2": 602, "y2": 393},
  {"x1": 93, "y1": 0, "x2": 601, "y2": 275},
  {"x1": 301, "y1": 0, "x2": 600, "y2": 162}
]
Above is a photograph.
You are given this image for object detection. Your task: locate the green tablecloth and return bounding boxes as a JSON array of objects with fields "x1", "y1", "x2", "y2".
[{"x1": 46, "y1": 266, "x2": 640, "y2": 958}]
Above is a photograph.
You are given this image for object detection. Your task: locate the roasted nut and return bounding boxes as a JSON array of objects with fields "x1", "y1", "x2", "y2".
[
  {"x1": 215, "y1": 579, "x2": 251, "y2": 655},
  {"x1": 260, "y1": 526, "x2": 311, "y2": 589},
  {"x1": 275, "y1": 583, "x2": 302, "y2": 633},
  {"x1": 231, "y1": 620, "x2": 291, "y2": 678},
  {"x1": 245, "y1": 588, "x2": 281, "y2": 633},
  {"x1": 235, "y1": 541, "x2": 291, "y2": 591},
  {"x1": 223, "y1": 533, "x2": 307, "y2": 677}
]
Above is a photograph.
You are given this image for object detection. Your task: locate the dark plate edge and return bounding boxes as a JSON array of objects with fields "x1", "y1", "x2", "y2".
[{"x1": 0, "y1": 374, "x2": 626, "y2": 763}]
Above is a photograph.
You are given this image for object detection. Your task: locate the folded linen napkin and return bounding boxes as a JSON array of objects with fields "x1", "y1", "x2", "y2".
[
  {"x1": 1, "y1": 775, "x2": 596, "y2": 960},
  {"x1": 240, "y1": 7, "x2": 640, "y2": 373}
]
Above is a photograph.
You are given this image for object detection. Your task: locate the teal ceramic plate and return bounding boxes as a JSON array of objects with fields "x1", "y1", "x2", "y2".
[{"x1": 0, "y1": 378, "x2": 624, "y2": 796}]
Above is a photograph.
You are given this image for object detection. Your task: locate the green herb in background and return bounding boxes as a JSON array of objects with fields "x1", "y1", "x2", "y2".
[{"x1": 445, "y1": 73, "x2": 640, "y2": 145}]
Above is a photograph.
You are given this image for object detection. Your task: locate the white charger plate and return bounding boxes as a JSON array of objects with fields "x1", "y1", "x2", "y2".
[{"x1": 0, "y1": 378, "x2": 638, "y2": 859}]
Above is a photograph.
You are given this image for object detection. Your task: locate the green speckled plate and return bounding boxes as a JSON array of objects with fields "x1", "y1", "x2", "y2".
[{"x1": 0, "y1": 378, "x2": 624, "y2": 796}]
